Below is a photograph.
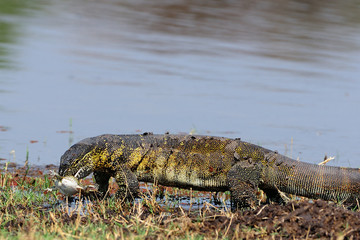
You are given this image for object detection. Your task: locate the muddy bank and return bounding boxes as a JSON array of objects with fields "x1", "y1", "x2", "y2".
[
  {"x1": 231, "y1": 200, "x2": 359, "y2": 238},
  {"x1": 136, "y1": 198, "x2": 360, "y2": 239}
]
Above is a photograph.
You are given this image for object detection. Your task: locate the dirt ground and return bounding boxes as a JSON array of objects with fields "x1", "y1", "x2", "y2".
[
  {"x1": 3, "y1": 164, "x2": 360, "y2": 239},
  {"x1": 218, "y1": 200, "x2": 359, "y2": 239}
]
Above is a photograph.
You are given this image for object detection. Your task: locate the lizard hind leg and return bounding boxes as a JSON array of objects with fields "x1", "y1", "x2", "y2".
[{"x1": 227, "y1": 162, "x2": 262, "y2": 210}]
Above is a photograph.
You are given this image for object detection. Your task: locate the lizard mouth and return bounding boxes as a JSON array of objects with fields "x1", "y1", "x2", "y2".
[{"x1": 58, "y1": 163, "x2": 69, "y2": 176}]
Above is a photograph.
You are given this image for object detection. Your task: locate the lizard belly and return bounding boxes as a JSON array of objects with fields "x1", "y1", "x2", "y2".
[
  {"x1": 136, "y1": 169, "x2": 228, "y2": 192},
  {"x1": 135, "y1": 150, "x2": 230, "y2": 192}
]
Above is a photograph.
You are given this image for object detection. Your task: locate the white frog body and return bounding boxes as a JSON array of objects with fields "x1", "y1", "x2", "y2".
[
  {"x1": 47, "y1": 170, "x2": 84, "y2": 196},
  {"x1": 54, "y1": 175, "x2": 83, "y2": 196}
]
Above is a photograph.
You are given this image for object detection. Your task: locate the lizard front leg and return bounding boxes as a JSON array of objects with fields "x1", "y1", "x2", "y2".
[
  {"x1": 227, "y1": 161, "x2": 261, "y2": 210},
  {"x1": 114, "y1": 165, "x2": 139, "y2": 202},
  {"x1": 93, "y1": 171, "x2": 111, "y2": 198}
]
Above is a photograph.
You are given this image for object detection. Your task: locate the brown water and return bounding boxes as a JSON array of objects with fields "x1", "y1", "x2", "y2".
[{"x1": 0, "y1": 0, "x2": 360, "y2": 167}]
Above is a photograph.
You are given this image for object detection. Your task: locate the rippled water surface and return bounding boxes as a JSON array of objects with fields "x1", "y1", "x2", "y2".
[{"x1": 1, "y1": 0, "x2": 360, "y2": 166}]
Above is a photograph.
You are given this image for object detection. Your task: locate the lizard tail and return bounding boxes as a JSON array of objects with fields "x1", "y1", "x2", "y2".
[{"x1": 262, "y1": 154, "x2": 360, "y2": 204}]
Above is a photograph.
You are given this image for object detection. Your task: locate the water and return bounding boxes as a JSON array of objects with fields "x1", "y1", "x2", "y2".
[{"x1": 1, "y1": 0, "x2": 360, "y2": 167}]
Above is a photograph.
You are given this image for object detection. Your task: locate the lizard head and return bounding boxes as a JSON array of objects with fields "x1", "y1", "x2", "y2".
[{"x1": 59, "y1": 142, "x2": 94, "y2": 177}]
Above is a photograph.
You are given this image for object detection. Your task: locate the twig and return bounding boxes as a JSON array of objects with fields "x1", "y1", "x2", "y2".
[
  {"x1": 318, "y1": 156, "x2": 335, "y2": 166},
  {"x1": 305, "y1": 225, "x2": 311, "y2": 239},
  {"x1": 256, "y1": 205, "x2": 267, "y2": 216},
  {"x1": 223, "y1": 214, "x2": 233, "y2": 238}
]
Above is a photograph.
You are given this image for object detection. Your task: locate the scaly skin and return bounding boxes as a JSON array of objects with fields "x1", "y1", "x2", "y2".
[{"x1": 58, "y1": 133, "x2": 360, "y2": 208}]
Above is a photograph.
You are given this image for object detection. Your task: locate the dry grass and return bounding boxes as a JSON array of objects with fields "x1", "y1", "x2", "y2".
[
  {"x1": 0, "y1": 167, "x2": 237, "y2": 239},
  {"x1": 1, "y1": 166, "x2": 360, "y2": 239}
]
